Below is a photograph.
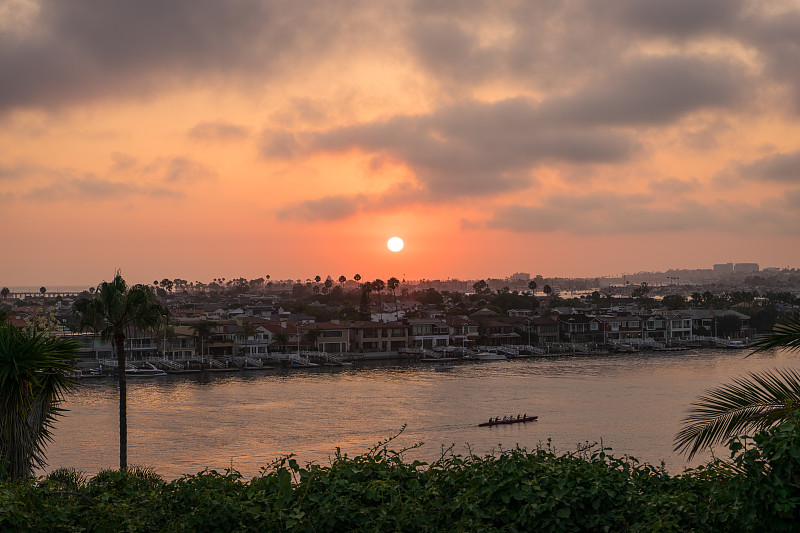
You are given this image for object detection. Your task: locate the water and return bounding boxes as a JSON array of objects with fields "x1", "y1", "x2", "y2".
[{"x1": 44, "y1": 349, "x2": 800, "y2": 480}]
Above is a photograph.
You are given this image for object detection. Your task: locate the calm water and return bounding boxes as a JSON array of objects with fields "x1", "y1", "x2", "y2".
[{"x1": 44, "y1": 349, "x2": 800, "y2": 480}]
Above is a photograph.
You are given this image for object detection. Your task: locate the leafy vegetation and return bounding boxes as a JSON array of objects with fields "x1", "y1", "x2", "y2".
[
  {"x1": 4, "y1": 421, "x2": 800, "y2": 531},
  {"x1": 73, "y1": 273, "x2": 169, "y2": 470},
  {"x1": 0, "y1": 325, "x2": 81, "y2": 479},
  {"x1": 675, "y1": 313, "x2": 800, "y2": 459}
]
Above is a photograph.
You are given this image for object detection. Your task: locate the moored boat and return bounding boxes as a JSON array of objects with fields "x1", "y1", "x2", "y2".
[
  {"x1": 475, "y1": 351, "x2": 507, "y2": 361},
  {"x1": 125, "y1": 363, "x2": 167, "y2": 377}
]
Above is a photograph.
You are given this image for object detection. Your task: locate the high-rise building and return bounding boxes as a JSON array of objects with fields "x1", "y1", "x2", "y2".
[
  {"x1": 713, "y1": 263, "x2": 734, "y2": 274},
  {"x1": 734, "y1": 263, "x2": 759, "y2": 273}
]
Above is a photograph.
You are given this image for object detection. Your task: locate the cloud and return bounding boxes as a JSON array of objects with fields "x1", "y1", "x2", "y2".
[
  {"x1": 187, "y1": 121, "x2": 249, "y2": 141},
  {"x1": 538, "y1": 55, "x2": 748, "y2": 127},
  {"x1": 740, "y1": 9, "x2": 800, "y2": 112},
  {"x1": 648, "y1": 178, "x2": 700, "y2": 195},
  {"x1": 298, "y1": 98, "x2": 638, "y2": 196},
  {"x1": 163, "y1": 157, "x2": 216, "y2": 183},
  {"x1": 604, "y1": 0, "x2": 745, "y2": 38},
  {"x1": 736, "y1": 151, "x2": 800, "y2": 184},
  {"x1": 481, "y1": 193, "x2": 800, "y2": 236},
  {"x1": 0, "y1": 0, "x2": 381, "y2": 112},
  {"x1": 23, "y1": 174, "x2": 182, "y2": 201},
  {"x1": 277, "y1": 182, "x2": 425, "y2": 221}
]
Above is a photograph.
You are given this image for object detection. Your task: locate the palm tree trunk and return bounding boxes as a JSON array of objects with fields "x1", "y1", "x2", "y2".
[{"x1": 114, "y1": 332, "x2": 127, "y2": 470}]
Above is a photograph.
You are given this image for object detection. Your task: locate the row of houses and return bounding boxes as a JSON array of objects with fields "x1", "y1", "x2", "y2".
[{"x1": 68, "y1": 307, "x2": 749, "y2": 361}]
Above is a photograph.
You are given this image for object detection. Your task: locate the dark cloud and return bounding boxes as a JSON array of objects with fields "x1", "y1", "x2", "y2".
[
  {"x1": 406, "y1": 20, "x2": 499, "y2": 87},
  {"x1": 741, "y1": 9, "x2": 800, "y2": 112},
  {"x1": 604, "y1": 0, "x2": 744, "y2": 38},
  {"x1": 300, "y1": 98, "x2": 638, "y2": 198},
  {"x1": 481, "y1": 194, "x2": 800, "y2": 236},
  {"x1": 187, "y1": 121, "x2": 249, "y2": 141},
  {"x1": 539, "y1": 55, "x2": 747, "y2": 126},
  {"x1": 0, "y1": 0, "x2": 378, "y2": 112},
  {"x1": 737, "y1": 151, "x2": 800, "y2": 184}
]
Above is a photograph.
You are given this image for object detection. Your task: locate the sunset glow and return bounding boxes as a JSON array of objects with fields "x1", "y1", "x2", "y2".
[{"x1": 2, "y1": 1, "x2": 800, "y2": 285}]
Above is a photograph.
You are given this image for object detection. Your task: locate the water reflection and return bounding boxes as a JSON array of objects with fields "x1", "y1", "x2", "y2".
[{"x1": 45, "y1": 349, "x2": 800, "y2": 479}]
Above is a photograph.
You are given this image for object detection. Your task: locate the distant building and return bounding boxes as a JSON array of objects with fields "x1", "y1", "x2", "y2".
[
  {"x1": 734, "y1": 263, "x2": 759, "y2": 273},
  {"x1": 713, "y1": 263, "x2": 734, "y2": 275}
]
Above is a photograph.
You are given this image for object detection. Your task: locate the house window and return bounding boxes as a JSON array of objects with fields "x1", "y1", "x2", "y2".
[
  {"x1": 590, "y1": 322, "x2": 598, "y2": 331},
  {"x1": 322, "y1": 330, "x2": 342, "y2": 338}
]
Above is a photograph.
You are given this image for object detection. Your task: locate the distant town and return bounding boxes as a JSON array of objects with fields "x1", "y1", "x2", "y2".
[{"x1": 2, "y1": 262, "x2": 798, "y2": 372}]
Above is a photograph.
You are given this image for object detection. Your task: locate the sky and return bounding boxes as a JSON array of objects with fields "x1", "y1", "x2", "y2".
[{"x1": 2, "y1": 0, "x2": 800, "y2": 287}]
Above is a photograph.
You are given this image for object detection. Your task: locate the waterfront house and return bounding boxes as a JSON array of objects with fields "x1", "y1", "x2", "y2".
[
  {"x1": 301, "y1": 321, "x2": 352, "y2": 353},
  {"x1": 559, "y1": 314, "x2": 604, "y2": 343},
  {"x1": 445, "y1": 316, "x2": 480, "y2": 348},
  {"x1": 529, "y1": 316, "x2": 560, "y2": 345},
  {"x1": 350, "y1": 321, "x2": 409, "y2": 352},
  {"x1": 643, "y1": 314, "x2": 668, "y2": 342},
  {"x1": 483, "y1": 318, "x2": 521, "y2": 346},
  {"x1": 598, "y1": 314, "x2": 643, "y2": 342},
  {"x1": 406, "y1": 318, "x2": 449, "y2": 349}
]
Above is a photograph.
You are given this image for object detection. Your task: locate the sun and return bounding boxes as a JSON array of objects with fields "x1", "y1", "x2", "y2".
[{"x1": 387, "y1": 237, "x2": 404, "y2": 252}]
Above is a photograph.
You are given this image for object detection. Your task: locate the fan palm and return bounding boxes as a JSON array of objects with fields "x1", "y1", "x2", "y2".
[
  {"x1": 674, "y1": 313, "x2": 800, "y2": 459},
  {"x1": 0, "y1": 325, "x2": 81, "y2": 479},
  {"x1": 73, "y1": 272, "x2": 168, "y2": 470}
]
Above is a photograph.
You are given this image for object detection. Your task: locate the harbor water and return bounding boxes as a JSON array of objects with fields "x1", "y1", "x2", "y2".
[{"x1": 45, "y1": 348, "x2": 800, "y2": 480}]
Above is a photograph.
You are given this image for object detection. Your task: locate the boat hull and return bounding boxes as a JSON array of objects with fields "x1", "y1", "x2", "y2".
[{"x1": 478, "y1": 416, "x2": 538, "y2": 427}]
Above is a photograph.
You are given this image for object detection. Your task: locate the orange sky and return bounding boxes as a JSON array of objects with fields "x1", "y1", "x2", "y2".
[{"x1": 2, "y1": 0, "x2": 800, "y2": 286}]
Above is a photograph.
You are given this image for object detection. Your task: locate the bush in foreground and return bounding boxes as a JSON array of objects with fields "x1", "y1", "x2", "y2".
[{"x1": 4, "y1": 419, "x2": 800, "y2": 532}]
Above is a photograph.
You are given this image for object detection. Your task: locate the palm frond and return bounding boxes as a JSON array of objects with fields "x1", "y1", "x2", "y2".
[
  {"x1": 0, "y1": 325, "x2": 81, "y2": 478},
  {"x1": 749, "y1": 313, "x2": 800, "y2": 355},
  {"x1": 674, "y1": 368, "x2": 800, "y2": 459}
]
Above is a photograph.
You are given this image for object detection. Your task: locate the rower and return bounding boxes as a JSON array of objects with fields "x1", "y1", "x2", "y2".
[{"x1": 523, "y1": 412, "x2": 527, "y2": 419}]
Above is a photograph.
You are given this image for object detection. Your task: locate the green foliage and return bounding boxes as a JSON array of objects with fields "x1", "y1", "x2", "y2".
[
  {"x1": 4, "y1": 423, "x2": 800, "y2": 531},
  {"x1": 751, "y1": 312, "x2": 800, "y2": 354},
  {"x1": 0, "y1": 326, "x2": 81, "y2": 479},
  {"x1": 662, "y1": 294, "x2": 687, "y2": 310},
  {"x1": 675, "y1": 368, "x2": 800, "y2": 459}
]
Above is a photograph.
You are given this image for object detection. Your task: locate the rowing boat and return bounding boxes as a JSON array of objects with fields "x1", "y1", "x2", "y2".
[{"x1": 478, "y1": 415, "x2": 538, "y2": 427}]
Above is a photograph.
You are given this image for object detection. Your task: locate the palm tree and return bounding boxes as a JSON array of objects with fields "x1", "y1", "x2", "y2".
[
  {"x1": 274, "y1": 331, "x2": 289, "y2": 353},
  {"x1": 387, "y1": 277, "x2": 400, "y2": 318},
  {"x1": 338, "y1": 275, "x2": 347, "y2": 289},
  {"x1": 304, "y1": 326, "x2": 323, "y2": 351},
  {"x1": 674, "y1": 313, "x2": 800, "y2": 459},
  {"x1": 372, "y1": 279, "x2": 385, "y2": 321},
  {"x1": 0, "y1": 325, "x2": 81, "y2": 479},
  {"x1": 1, "y1": 287, "x2": 9, "y2": 300},
  {"x1": 354, "y1": 274, "x2": 361, "y2": 289},
  {"x1": 73, "y1": 272, "x2": 168, "y2": 470},
  {"x1": 191, "y1": 320, "x2": 216, "y2": 361}
]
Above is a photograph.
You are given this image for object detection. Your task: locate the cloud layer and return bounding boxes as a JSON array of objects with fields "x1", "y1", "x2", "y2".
[{"x1": 3, "y1": 0, "x2": 800, "y2": 282}]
